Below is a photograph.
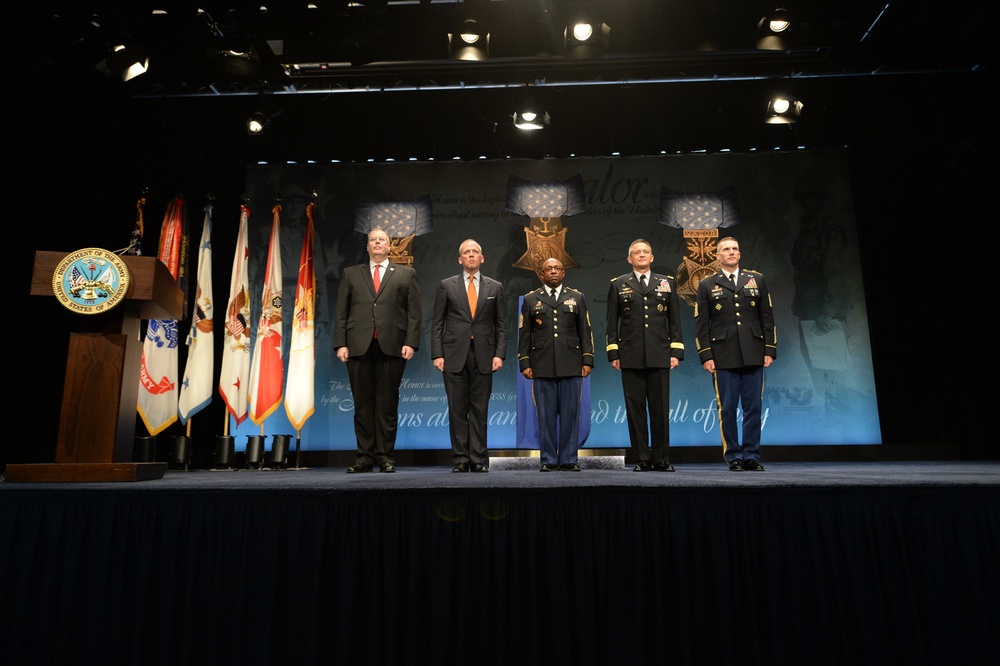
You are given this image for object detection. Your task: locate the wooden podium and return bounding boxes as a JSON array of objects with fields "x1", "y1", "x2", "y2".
[{"x1": 5, "y1": 251, "x2": 184, "y2": 483}]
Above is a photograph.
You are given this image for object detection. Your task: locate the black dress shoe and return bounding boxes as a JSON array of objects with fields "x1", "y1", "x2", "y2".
[
  {"x1": 540, "y1": 464, "x2": 558, "y2": 472},
  {"x1": 653, "y1": 462, "x2": 675, "y2": 472},
  {"x1": 633, "y1": 460, "x2": 653, "y2": 472},
  {"x1": 728, "y1": 459, "x2": 745, "y2": 472},
  {"x1": 452, "y1": 463, "x2": 470, "y2": 473},
  {"x1": 561, "y1": 463, "x2": 582, "y2": 472},
  {"x1": 471, "y1": 463, "x2": 489, "y2": 473},
  {"x1": 743, "y1": 460, "x2": 765, "y2": 471},
  {"x1": 347, "y1": 463, "x2": 371, "y2": 474},
  {"x1": 380, "y1": 463, "x2": 396, "y2": 473}
]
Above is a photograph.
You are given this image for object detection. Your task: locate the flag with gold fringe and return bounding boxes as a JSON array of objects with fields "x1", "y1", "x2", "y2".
[
  {"x1": 138, "y1": 196, "x2": 186, "y2": 436},
  {"x1": 219, "y1": 204, "x2": 252, "y2": 426},
  {"x1": 248, "y1": 203, "x2": 284, "y2": 425},
  {"x1": 178, "y1": 204, "x2": 214, "y2": 424},
  {"x1": 285, "y1": 201, "x2": 316, "y2": 431}
]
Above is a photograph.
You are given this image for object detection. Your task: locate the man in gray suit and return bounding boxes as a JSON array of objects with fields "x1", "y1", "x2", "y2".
[
  {"x1": 431, "y1": 239, "x2": 507, "y2": 473},
  {"x1": 334, "y1": 227, "x2": 421, "y2": 473}
]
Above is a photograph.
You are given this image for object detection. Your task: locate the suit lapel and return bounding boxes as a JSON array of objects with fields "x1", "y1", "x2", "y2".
[
  {"x1": 474, "y1": 276, "x2": 486, "y2": 319},
  {"x1": 373, "y1": 262, "x2": 395, "y2": 298},
  {"x1": 720, "y1": 271, "x2": 738, "y2": 292},
  {"x1": 630, "y1": 274, "x2": 645, "y2": 294}
]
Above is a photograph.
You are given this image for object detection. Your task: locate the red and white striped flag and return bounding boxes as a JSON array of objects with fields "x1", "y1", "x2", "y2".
[
  {"x1": 178, "y1": 205, "x2": 214, "y2": 424},
  {"x1": 285, "y1": 201, "x2": 316, "y2": 431},
  {"x1": 248, "y1": 204, "x2": 284, "y2": 425},
  {"x1": 219, "y1": 204, "x2": 252, "y2": 425},
  {"x1": 138, "y1": 196, "x2": 186, "y2": 436}
]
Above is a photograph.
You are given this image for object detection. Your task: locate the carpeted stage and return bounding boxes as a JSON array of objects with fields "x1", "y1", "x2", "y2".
[{"x1": 3, "y1": 459, "x2": 998, "y2": 666}]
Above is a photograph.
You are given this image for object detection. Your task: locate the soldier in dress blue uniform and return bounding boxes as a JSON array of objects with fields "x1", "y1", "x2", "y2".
[
  {"x1": 518, "y1": 258, "x2": 595, "y2": 472},
  {"x1": 694, "y1": 237, "x2": 776, "y2": 471},
  {"x1": 606, "y1": 239, "x2": 685, "y2": 472}
]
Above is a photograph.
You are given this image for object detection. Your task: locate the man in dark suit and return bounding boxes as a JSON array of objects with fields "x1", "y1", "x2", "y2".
[
  {"x1": 694, "y1": 236, "x2": 776, "y2": 471},
  {"x1": 518, "y1": 258, "x2": 595, "y2": 472},
  {"x1": 431, "y1": 239, "x2": 507, "y2": 473},
  {"x1": 334, "y1": 227, "x2": 421, "y2": 473},
  {"x1": 606, "y1": 239, "x2": 684, "y2": 472}
]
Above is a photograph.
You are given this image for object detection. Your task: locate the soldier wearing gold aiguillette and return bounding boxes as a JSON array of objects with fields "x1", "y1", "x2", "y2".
[{"x1": 606, "y1": 239, "x2": 684, "y2": 472}]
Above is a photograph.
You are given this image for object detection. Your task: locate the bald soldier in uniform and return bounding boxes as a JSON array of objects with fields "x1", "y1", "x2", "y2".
[
  {"x1": 518, "y1": 258, "x2": 595, "y2": 472},
  {"x1": 606, "y1": 239, "x2": 684, "y2": 471}
]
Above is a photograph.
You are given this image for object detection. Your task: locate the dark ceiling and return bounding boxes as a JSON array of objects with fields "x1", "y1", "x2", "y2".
[{"x1": 19, "y1": 1, "x2": 995, "y2": 163}]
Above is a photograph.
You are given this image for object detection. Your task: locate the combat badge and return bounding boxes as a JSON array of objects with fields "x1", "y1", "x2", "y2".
[{"x1": 52, "y1": 248, "x2": 130, "y2": 315}]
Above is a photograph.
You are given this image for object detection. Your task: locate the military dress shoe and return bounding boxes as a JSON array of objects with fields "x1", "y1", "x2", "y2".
[
  {"x1": 471, "y1": 463, "x2": 489, "y2": 473},
  {"x1": 653, "y1": 462, "x2": 675, "y2": 472},
  {"x1": 561, "y1": 463, "x2": 582, "y2": 472},
  {"x1": 540, "y1": 464, "x2": 558, "y2": 472},
  {"x1": 728, "y1": 460, "x2": 745, "y2": 472},
  {"x1": 743, "y1": 460, "x2": 765, "y2": 472},
  {"x1": 633, "y1": 460, "x2": 653, "y2": 472},
  {"x1": 452, "y1": 463, "x2": 470, "y2": 473},
  {"x1": 347, "y1": 463, "x2": 372, "y2": 474},
  {"x1": 380, "y1": 463, "x2": 396, "y2": 473}
]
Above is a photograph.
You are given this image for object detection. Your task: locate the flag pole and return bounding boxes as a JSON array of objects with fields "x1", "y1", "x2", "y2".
[{"x1": 294, "y1": 429, "x2": 302, "y2": 469}]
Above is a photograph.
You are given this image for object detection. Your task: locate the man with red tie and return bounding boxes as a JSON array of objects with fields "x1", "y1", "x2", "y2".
[
  {"x1": 431, "y1": 239, "x2": 507, "y2": 473},
  {"x1": 334, "y1": 227, "x2": 421, "y2": 473}
]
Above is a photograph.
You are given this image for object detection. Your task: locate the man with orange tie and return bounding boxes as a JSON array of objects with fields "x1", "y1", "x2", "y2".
[
  {"x1": 431, "y1": 239, "x2": 507, "y2": 473},
  {"x1": 334, "y1": 227, "x2": 421, "y2": 473}
]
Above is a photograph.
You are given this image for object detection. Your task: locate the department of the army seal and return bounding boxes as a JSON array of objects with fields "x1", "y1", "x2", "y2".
[{"x1": 52, "y1": 248, "x2": 131, "y2": 314}]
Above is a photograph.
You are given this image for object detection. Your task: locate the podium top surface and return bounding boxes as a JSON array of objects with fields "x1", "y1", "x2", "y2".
[{"x1": 31, "y1": 251, "x2": 185, "y2": 320}]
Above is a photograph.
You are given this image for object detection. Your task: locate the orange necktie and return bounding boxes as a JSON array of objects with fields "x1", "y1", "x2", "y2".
[
  {"x1": 373, "y1": 265, "x2": 381, "y2": 338},
  {"x1": 468, "y1": 275, "x2": 477, "y2": 318}
]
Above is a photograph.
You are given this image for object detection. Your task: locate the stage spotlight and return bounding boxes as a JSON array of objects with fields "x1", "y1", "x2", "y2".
[
  {"x1": 765, "y1": 95, "x2": 804, "y2": 124},
  {"x1": 513, "y1": 99, "x2": 550, "y2": 130},
  {"x1": 95, "y1": 41, "x2": 149, "y2": 82},
  {"x1": 564, "y1": 19, "x2": 610, "y2": 59},
  {"x1": 449, "y1": 18, "x2": 489, "y2": 61},
  {"x1": 756, "y1": 8, "x2": 801, "y2": 50},
  {"x1": 208, "y1": 38, "x2": 262, "y2": 81},
  {"x1": 247, "y1": 111, "x2": 267, "y2": 135}
]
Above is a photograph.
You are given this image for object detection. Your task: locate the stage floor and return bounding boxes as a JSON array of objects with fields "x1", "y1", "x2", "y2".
[{"x1": 3, "y1": 460, "x2": 998, "y2": 492}]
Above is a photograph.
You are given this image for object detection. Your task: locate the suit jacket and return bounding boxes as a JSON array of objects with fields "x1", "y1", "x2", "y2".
[
  {"x1": 606, "y1": 272, "x2": 684, "y2": 368},
  {"x1": 694, "y1": 268, "x2": 776, "y2": 369},
  {"x1": 431, "y1": 273, "x2": 507, "y2": 373},
  {"x1": 518, "y1": 286, "x2": 595, "y2": 378},
  {"x1": 334, "y1": 261, "x2": 422, "y2": 357}
]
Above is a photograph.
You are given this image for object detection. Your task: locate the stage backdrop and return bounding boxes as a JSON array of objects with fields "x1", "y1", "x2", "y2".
[{"x1": 232, "y1": 150, "x2": 880, "y2": 451}]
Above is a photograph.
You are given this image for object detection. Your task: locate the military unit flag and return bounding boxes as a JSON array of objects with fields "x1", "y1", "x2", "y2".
[
  {"x1": 178, "y1": 205, "x2": 214, "y2": 424},
  {"x1": 285, "y1": 201, "x2": 316, "y2": 431},
  {"x1": 219, "y1": 204, "x2": 252, "y2": 426},
  {"x1": 138, "y1": 196, "x2": 186, "y2": 436},
  {"x1": 247, "y1": 204, "x2": 284, "y2": 425}
]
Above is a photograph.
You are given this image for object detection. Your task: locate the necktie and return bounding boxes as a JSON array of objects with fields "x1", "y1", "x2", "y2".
[
  {"x1": 639, "y1": 274, "x2": 646, "y2": 288},
  {"x1": 550, "y1": 288, "x2": 557, "y2": 300},
  {"x1": 728, "y1": 272, "x2": 736, "y2": 287},
  {"x1": 373, "y1": 264, "x2": 381, "y2": 293},
  {"x1": 468, "y1": 275, "x2": 477, "y2": 318}
]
